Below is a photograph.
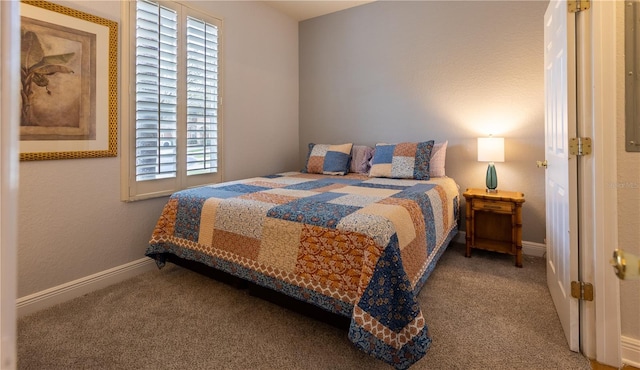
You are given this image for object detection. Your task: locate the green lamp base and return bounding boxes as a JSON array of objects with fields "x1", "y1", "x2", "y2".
[{"x1": 486, "y1": 163, "x2": 498, "y2": 193}]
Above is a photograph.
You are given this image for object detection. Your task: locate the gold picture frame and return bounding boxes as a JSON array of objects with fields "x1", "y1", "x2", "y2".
[{"x1": 19, "y1": 0, "x2": 117, "y2": 161}]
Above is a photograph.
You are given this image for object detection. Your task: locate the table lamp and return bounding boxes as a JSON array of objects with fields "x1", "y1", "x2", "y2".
[{"x1": 477, "y1": 136, "x2": 505, "y2": 193}]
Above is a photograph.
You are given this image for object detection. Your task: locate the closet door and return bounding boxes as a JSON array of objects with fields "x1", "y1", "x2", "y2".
[{"x1": 543, "y1": 0, "x2": 579, "y2": 352}]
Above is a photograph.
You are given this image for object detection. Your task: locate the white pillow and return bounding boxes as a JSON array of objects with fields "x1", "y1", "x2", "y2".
[{"x1": 429, "y1": 141, "x2": 448, "y2": 177}]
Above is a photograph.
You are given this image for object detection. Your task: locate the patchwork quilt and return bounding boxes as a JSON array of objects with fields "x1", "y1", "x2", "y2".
[{"x1": 146, "y1": 172, "x2": 460, "y2": 369}]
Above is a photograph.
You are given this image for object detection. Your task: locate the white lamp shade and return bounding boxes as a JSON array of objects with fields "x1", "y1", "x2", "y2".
[{"x1": 477, "y1": 137, "x2": 505, "y2": 162}]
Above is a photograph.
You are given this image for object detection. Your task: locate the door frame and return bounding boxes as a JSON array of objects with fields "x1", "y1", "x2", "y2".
[
  {"x1": 591, "y1": 0, "x2": 621, "y2": 365},
  {"x1": 0, "y1": 1, "x2": 20, "y2": 369},
  {"x1": 578, "y1": 0, "x2": 621, "y2": 366}
]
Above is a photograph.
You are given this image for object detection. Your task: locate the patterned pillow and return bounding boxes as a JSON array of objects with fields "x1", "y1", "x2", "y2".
[
  {"x1": 304, "y1": 143, "x2": 353, "y2": 175},
  {"x1": 369, "y1": 141, "x2": 435, "y2": 180},
  {"x1": 430, "y1": 141, "x2": 448, "y2": 177}
]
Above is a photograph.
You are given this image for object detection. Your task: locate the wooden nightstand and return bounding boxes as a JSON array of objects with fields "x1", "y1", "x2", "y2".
[{"x1": 463, "y1": 188, "x2": 525, "y2": 267}]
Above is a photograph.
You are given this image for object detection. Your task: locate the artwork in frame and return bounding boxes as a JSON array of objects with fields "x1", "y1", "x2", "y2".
[{"x1": 19, "y1": 0, "x2": 117, "y2": 161}]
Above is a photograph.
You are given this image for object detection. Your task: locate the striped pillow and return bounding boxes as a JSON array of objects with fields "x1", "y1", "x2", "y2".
[
  {"x1": 304, "y1": 143, "x2": 353, "y2": 175},
  {"x1": 369, "y1": 141, "x2": 435, "y2": 180}
]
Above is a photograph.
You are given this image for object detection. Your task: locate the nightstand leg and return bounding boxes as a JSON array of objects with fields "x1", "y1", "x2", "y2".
[
  {"x1": 514, "y1": 204, "x2": 523, "y2": 267},
  {"x1": 465, "y1": 204, "x2": 473, "y2": 258}
]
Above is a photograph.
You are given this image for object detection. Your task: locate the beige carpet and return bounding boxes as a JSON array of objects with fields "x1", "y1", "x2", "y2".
[{"x1": 18, "y1": 243, "x2": 591, "y2": 369}]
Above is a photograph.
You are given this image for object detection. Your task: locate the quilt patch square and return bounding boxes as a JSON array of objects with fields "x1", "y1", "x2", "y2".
[
  {"x1": 328, "y1": 194, "x2": 382, "y2": 208},
  {"x1": 404, "y1": 183, "x2": 437, "y2": 194},
  {"x1": 393, "y1": 142, "x2": 418, "y2": 157},
  {"x1": 393, "y1": 191, "x2": 436, "y2": 253},
  {"x1": 258, "y1": 218, "x2": 303, "y2": 273},
  {"x1": 365, "y1": 177, "x2": 421, "y2": 187},
  {"x1": 390, "y1": 156, "x2": 415, "y2": 179},
  {"x1": 243, "y1": 180, "x2": 289, "y2": 189},
  {"x1": 355, "y1": 182, "x2": 408, "y2": 191},
  {"x1": 152, "y1": 198, "x2": 178, "y2": 238},
  {"x1": 371, "y1": 144, "x2": 395, "y2": 165},
  {"x1": 267, "y1": 194, "x2": 359, "y2": 229},
  {"x1": 312, "y1": 183, "x2": 350, "y2": 193},
  {"x1": 337, "y1": 212, "x2": 395, "y2": 248},
  {"x1": 284, "y1": 177, "x2": 358, "y2": 191},
  {"x1": 215, "y1": 198, "x2": 273, "y2": 239},
  {"x1": 239, "y1": 191, "x2": 298, "y2": 205},
  {"x1": 357, "y1": 236, "x2": 419, "y2": 332},
  {"x1": 296, "y1": 224, "x2": 368, "y2": 295},
  {"x1": 401, "y1": 223, "x2": 428, "y2": 288},
  {"x1": 263, "y1": 188, "x2": 318, "y2": 199},
  {"x1": 198, "y1": 197, "x2": 222, "y2": 246},
  {"x1": 336, "y1": 185, "x2": 401, "y2": 198},
  {"x1": 285, "y1": 179, "x2": 336, "y2": 191},
  {"x1": 358, "y1": 202, "x2": 416, "y2": 249},
  {"x1": 174, "y1": 194, "x2": 208, "y2": 242},
  {"x1": 216, "y1": 183, "x2": 270, "y2": 195},
  {"x1": 178, "y1": 186, "x2": 243, "y2": 200},
  {"x1": 211, "y1": 229, "x2": 261, "y2": 261}
]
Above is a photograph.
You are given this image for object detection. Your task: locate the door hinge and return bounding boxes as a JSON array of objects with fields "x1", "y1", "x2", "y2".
[
  {"x1": 568, "y1": 0, "x2": 591, "y2": 13},
  {"x1": 569, "y1": 137, "x2": 592, "y2": 156},
  {"x1": 571, "y1": 281, "x2": 594, "y2": 301}
]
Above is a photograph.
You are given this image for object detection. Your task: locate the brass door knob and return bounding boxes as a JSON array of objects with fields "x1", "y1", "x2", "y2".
[
  {"x1": 536, "y1": 160, "x2": 548, "y2": 168},
  {"x1": 611, "y1": 249, "x2": 640, "y2": 280}
]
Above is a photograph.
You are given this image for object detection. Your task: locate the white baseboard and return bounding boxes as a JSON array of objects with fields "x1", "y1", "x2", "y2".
[
  {"x1": 16, "y1": 235, "x2": 547, "y2": 319},
  {"x1": 622, "y1": 335, "x2": 640, "y2": 368},
  {"x1": 17, "y1": 257, "x2": 157, "y2": 318},
  {"x1": 454, "y1": 231, "x2": 547, "y2": 258}
]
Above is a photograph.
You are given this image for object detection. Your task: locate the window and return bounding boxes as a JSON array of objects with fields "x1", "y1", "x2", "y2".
[{"x1": 121, "y1": 0, "x2": 223, "y2": 201}]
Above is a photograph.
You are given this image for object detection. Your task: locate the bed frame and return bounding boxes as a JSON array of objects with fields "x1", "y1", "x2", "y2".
[{"x1": 165, "y1": 254, "x2": 351, "y2": 330}]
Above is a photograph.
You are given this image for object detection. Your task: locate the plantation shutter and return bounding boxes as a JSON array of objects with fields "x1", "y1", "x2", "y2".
[
  {"x1": 125, "y1": 0, "x2": 223, "y2": 200},
  {"x1": 135, "y1": 0, "x2": 178, "y2": 181},
  {"x1": 185, "y1": 17, "x2": 219, "y2": 175}
]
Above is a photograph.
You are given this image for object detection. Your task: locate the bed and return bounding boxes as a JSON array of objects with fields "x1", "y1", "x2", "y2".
[{"x1": 145, "y1": 142, "x2": 459, "y2": 369}]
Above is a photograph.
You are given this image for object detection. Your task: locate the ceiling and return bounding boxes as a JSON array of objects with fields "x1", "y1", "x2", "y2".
[{"x1": 263, "y1": 1, "x2": 375, "y2": 21}]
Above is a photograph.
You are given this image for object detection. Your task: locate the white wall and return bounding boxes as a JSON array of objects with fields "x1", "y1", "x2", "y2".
[
  {"x1": 18, "y1": 0, "x2": 299, "y2": 298},
  {"x1": 299, "y1": 1, "x2": 547, "y2": 243}
]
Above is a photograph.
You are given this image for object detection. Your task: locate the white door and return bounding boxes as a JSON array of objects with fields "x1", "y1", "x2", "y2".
[{"x1": 544, "y1": 0, "x2": 580, "y2": 352}]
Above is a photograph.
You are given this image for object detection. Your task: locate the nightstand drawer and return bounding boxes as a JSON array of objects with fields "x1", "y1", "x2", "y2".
[{"x1": 472, "y1": 199, "x2": 513, "y2": 213}]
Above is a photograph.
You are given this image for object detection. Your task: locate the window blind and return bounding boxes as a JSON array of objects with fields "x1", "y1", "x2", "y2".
[
  {"x1": 134, "y1": 0, "x2": 219, "y2": 181},
  {"x1": 186, "y1": 16, "x2": 219, "y2": 175}
]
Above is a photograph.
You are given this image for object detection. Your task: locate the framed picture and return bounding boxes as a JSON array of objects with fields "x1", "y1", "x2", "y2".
[{"x1": 19, "y1": 1, "x2": 117, "y2": 161}]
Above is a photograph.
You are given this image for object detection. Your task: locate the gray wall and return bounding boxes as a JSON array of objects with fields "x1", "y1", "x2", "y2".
[
  {"x1": 18, "y1": 0, "x2": 299, "y2": 297},
  {"x1": 299, "y1": 1, "x2": 547, "y2": 243}
]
